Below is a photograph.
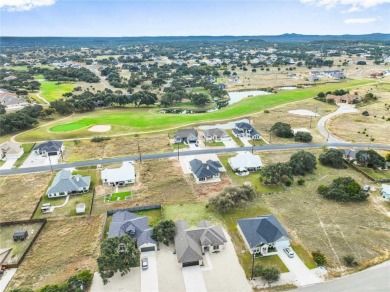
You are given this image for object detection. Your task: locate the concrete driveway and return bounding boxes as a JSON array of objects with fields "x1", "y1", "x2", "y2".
[
  {"x1": 0, "y1": 158, "x2": 17, "y2": 170},
  {"x1": 317, "y1": 103, "x2": 358, "y2": 143},
  {"x1": 0, "y1": 268, "x2": 17, "y2": 291},
  {"x1": 223, "y1": 139, "x2": 238, "y2": 148},
  {"x1": 21, "y1": 152, "x2": 59, "y2": 168},
  {"x1": 182, "y1": 266, "x2": 207, "y2": 292},
  {"x1": 239, "y1": 137, "x2": 253, "y2": 147},
  {"x1": 277, "y1": 248, "x2": 321, "y2": 286},
  {"x1": 141, "y1": 251, "x2": 158, "y2": 292}
]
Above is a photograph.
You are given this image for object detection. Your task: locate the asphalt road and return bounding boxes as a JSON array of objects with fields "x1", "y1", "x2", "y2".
[
  {"x1": 295, "y1": 261, "x2": 390, "y2": 292},
  {"x1": 1, "y1": 142, "x2": 389, "y2": 176}
]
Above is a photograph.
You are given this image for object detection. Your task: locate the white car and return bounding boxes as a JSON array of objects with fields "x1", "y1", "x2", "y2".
[
  {"x1": 283, "y1": 247, "x2": 294, "y2": 258},
  {"x1": 141, "y1": 257, "x2": 148, "y2": 270}
]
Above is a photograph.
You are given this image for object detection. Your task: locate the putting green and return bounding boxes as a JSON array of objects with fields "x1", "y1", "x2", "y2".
[{"x1": 51, "y1": 122, "x2": 90, "y2": 132}]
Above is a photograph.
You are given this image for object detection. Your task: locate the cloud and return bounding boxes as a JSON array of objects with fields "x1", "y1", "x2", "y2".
[
  {"x1": 0, "y1": 0, "x2": 56, "y2": 11},
  {"x1": 300, "y1": 0, "x2": 390, "y2": 10},
  {"x1": 344, "y1": 17, "x2": 377, "y2": 24}
]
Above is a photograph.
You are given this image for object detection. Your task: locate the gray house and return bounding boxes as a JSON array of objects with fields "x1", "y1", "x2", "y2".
[
  {"x1": 46, "y1": 169, "x2": 91, "y2": 198},
  {"x1": 174, "y1": 129, "x2": 199, "y2": 144},
  {"x1": 33, "y1": 141, "x2": 64, "y2": 156},
  {"x1": 189, "y1": 159, "x2": 223, "y2": 183},
  {"x1": 13, "y1": 230, "x2": 28, "y2": 241},
  {"x1": 237, "y1": 214, "x2": 291, "y2": 256},
  {"x1": 232, "y1": 122, "x2": 261, "y2": 140},
  {"x1": 174, "y1": 220, "x2": 227, "y2": 267},
  {"x1": 203, "y1": 128, "x2": 231, "y2": 142},
  {"x1": 108, "y1": 211, "x2": 157, "y2": 252}
]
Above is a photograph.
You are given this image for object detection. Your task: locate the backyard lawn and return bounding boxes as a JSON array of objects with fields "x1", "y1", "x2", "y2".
[
  {"x1": 104, "y1": 191, "x2": 132, "y2": 202},
  {"x1": 356, "y1": 165, "x2": 390, "y2": 180}
]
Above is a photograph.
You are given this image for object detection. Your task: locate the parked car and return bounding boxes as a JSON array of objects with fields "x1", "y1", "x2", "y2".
[
  {"x1": 283, "y1": 247, "x2": 294, "y2": 258},
  {"x1": 141, "y1": 257, "x2": 148, "y2": 270}
]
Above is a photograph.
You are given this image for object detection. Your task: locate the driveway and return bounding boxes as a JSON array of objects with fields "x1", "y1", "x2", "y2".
[
  {"x1": 239, "y1": 137, "x2": 253, "y2": 147},
  {"x1": 0, "y1": 158, "x2": 17, "y2": 170},
  {"x1": 91, "y1": 269, "x2": 140, "y2": 292},
  {"x1": 20, "y1": 152, "x2": 59, "y2": 168},
  {"x1": 317, "y1": 103, "x2": 358, "y2": 143},
  {"x1": 0, "y1": 268, "x2": 17, "y2": 292},
  {"x1": 182, "y1": 266, "x2": 207, "y2": 292},
  {"x1": 277, "y1": 248, "x2": 321, "y2": 286},
  {"x1": 223, "y1": 139, "x2": 238, "y2": 148},
  {"x1": 141, "y1": 251, "x2": 158, "y2": 292}
]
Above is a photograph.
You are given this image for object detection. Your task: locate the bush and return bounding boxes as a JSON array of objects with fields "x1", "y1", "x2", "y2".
[
  {"x1": 297, "y1": 178, "x2": 305, "y2": 185},
  {"x1": 344, "y1": 255, "x2": 358, "y2": 267},
  {"x1": 356, "y1": 150, "x2": 386, "y2": 168},
  {"x1": 264, "y1": 110, "x2": 270, "y2": 113},
  {"x1": 91, "y1": 136, "x2": 111, "y2": 143},
  {"x1": 319, "y1": 149, "x2": 346, "y2": 169},
  {"x1": 294, "y1": 131, "x2": 313, "y2": 142},
  {"x1": 38, "y1": 270, "x2": 93, "y2": 292},
  {"x1": 253, "y1": 265, "x2": 280, "y2": 282},
  {"x1": 209, "y1": 185, "x2": 256, "y2": 212},
  {"x1": 318, "y1": 177, "x2": 368, "y2": 202},
  {"x1": 284, "y1": 180, "x2": 292, "y2": 187},
  {"x1": 362, "y1": 111, "x2": 369, "y2": 116},
  {"x1": 261, "y1": 163, "x2": 292, "y2": 185},
  {"x1": 312, "y1": 250, "x2": 327, "y2": 266},
  {"x1": 271, "y1": 122, "x2": 294, "y2": 138}
]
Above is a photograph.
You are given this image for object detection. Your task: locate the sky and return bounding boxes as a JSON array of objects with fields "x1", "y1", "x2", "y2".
[{"x1": 0, "y1": 0, "x2": 389, "y2": 36}]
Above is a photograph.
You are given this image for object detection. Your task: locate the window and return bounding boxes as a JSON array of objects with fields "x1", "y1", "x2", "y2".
[{"x1": 213, "y1": 246, "x2": 219, "y2": 250}]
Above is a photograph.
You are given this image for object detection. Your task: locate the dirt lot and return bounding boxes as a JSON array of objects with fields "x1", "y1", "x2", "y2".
[
  {"x1": 328, "y1": 83, "x2": 390, "y2": 144},
  {"x1": 0, "y1": 173, "x2": 53, "y2": 222},
  {"x1": 259, "y1": 150, "x2": 390, "y2": 272},
  {"x1": 251, "y1": 98, "x2": 336, "y2": 144},
  {"x1": 64, "y1": 134, "x2": 171, "y2": 162},
  {"x1": 8, "y1": 215, "x2": 105, "y2": 291}
]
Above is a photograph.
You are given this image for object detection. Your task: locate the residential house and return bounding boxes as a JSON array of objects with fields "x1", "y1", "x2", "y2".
[
  {"x1": 326, "y1": 93, "x2": 360, "y2": 104},
  {"x1": 33, "y1": 141, "x2": 64, "y2": 156},
  {"x1": 46, "y1": 169, "x2": 91, "y2": 198},
  {"x1": 189, "y1": 159, "x2": 223, "y2": 183},
  {"x1": 13, "y1": 230, "x2": 28, "y2": 242},
  {"x1": 174, "y1": 220, "x2": 227, "y2": 267},
  {"x1": 108, "y1": 211, "x2": 157, "y2": 252},
  {"x1": 0, "y1": 141, "x2": 24, "y2": 160},
  {"x1": 101, "y1": 161, "x2": 136, "y2": 186},
  {"x1": 174, "y1": 129, "x2": 199, "y2": 144},
  {"x1": 232, "y1": 122, "x2": 261, "y2": 140},
  {"x1": 323, "y1": 70, "x2": 346, "y2": 79},
  {"x1": 308, "y1": 75, "x2": 320, "y2": 82},
  {"x1": 217, "y1": 83, "x2": 227, "y2": 90},
  {"x1": 203, "y1": 128, "x2": 231, "y2": 143},
  {"x1": 237, "y1": 214, "x2": 291, "y2": 256},
  {"x1": 0, "y1": 89, "x2": 28, "y2": 109},
  {"x1": 228, "y1": 152, "x2": 263, "y2": 174},
  {"x1": 381, "y1": 184, "x2": 390, "y2": 200},
  {"x1": 343, "y1": 148, "x2": 357, "y2": 161}
]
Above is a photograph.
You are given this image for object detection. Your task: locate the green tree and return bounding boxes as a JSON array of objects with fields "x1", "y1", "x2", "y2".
[
  {"x1": 318, "y1": 177, "x2": 368, "y2": 202},
  {"x1": 312, "y1": 250, "x2": 327, "y2": 266},
  {"x1": 271, "y1": 122, "x2": 294, "y2": 138},
  {"x1": 0, "y1": 104, "x2": 6, "y2": 114},
  {"x1": 209, "y1": 185, "x2": 256, "y2": 212},
  {"x1": 152, "y1": 220, "x2": 176, "y2": 245},
  {"x1": 319, "y1": 149, "x2": 346, "y2": 169},
  {"x1": 97, "y1": 235, "x2": 140, "y2": 284},
  {"x1": 289, "y1": 151, "x2": 317, "y2": 176},
  {"x1": 356, "y1": 150, "x2": 386, "y2": 168},
  {"x1": 294, "y1": 131, "x2": 313, "y2": 142},
  {"x1": 188, "y1": 93, "x2": 210, "y2": 106},
  {"x1": 261, "y1": 162, "x2": 293, "y2": 184}
]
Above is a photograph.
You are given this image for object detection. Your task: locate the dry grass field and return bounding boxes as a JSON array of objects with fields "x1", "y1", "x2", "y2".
[
  {"x1": 8, "y1": 215, "x2": 105, "y2": 291},
  {"x1": 0, "y1": 173, "x2": 53, "y2": 222},
  {"x1": 328, "y1": 82, "x2": 390, "y2": 144},
  {"x1": 251, "y1": 98, "x2": 336, "y2": 144},
  {"x1": 64, "y1": 134, "x2": 171, "y2": 162},
  {"x1": 258, "y1": 150, "x2": 390, "y2": 272}
]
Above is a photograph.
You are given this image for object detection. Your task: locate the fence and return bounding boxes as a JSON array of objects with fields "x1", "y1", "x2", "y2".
[
  {"x1": 30, "y1": 196, "x2": 43, "y2": 219},
  {"x1": 90, "y1": 188, "x2": 96, "y2": 216},
  {"x1": 344, "y1": 159, "x2": 390, "y2": 183}
]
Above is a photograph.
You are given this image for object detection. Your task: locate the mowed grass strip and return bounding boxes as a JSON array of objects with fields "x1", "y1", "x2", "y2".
[
  {"x1": 51, "y1": 122, "x2": 90, "y2": 132},
  {"x1": 40, "y1": 81, "x2": 75, "y2": 102},
  {"x1": 20, "y1": 79, "x2": 371, "y2": 141}
]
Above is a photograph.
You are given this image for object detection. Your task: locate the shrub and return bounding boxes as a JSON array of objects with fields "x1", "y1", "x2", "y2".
[
  {"x1": 319, "y1": 149, "x2": 346, "y2": 169},
  {"x1": 362, "y1": 111, "x2": 369, "y2": 116},
  {"x1": 344, "y1": 255, "x2": 359, "y2": 267},
  {"x1": 284, "y1": 180, "x2": 292, "y2": 187},
  {"x1": 37, "y1": 270, "x2": 93, "y2": 292},
  {"x1": 264, "y1": 110, "x2": 270, "y2": 113},
  {"x1": 312, "y1": 250, "x2": 327, "y2": 266},
  {"x1": 318, "y1": 177, "x2": 368, "y2": 202},
  {"x1": 297, "y1": 178, "x2": 305, "y2": 185},
  {"x1": 209, "y1": 185, "x2": 256, "y2": 212},
  {"x1": 356, "y1": 150, "x2": 386, "y2": 168},
  {"x1": 91, "y1": 136, "x2": 111, "y2": 143},
  {"x1": 294, "y1": 131, "x2": 313, "y2": 142},
  {"x1": 253, "y1": 265, "x2": 280, "y2": 282},
  {"x1": 271, "y1": 122, "x2": 294, "y2": 138},
  {"x1": 261, "y1": 163, "x2": 292, "y2": 185}
]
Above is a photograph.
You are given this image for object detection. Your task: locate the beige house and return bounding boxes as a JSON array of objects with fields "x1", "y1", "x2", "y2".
[{"x1": 0, "y1": 141, "x2": 24, "y2": 160}]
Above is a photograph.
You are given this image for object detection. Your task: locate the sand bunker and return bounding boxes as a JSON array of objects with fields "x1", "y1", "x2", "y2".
[
  {"x1": 288, "y1": 109, "x2": 319, "y2": 117},
  {"x1": 88, "y1": 125, "x2": 111, "y2": 132}
]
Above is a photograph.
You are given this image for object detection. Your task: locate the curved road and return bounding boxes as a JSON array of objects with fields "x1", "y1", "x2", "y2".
[{"x1": 1, "y1": 142, "x2": 389, "y2": 176}]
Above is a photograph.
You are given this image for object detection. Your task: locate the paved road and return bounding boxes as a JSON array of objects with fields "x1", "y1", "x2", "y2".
[
  {"x1": 295, "y1": 261, "x2": 390, "y2": 292},
  {"x1": 317, "y1": 103, "x2": 358, "y2": 143},
  {"x1": 1, "y1": 143, "x2": 389, "y2": 176}
]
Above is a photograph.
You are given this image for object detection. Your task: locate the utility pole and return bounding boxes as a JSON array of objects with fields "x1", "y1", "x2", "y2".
[
  {"x1": 177, "y1": 143, "x2": 180, "y2": 160},
  {"x1": 250, "y1": 252, "x2": 255, "y2": 280},
  {"x1": 138, "y1": 141, "x2": 142, "y2": 163},
  {"x1": 368, "y1": 135, "x2": 372, "y2": 150},
  {"x1": 269, "y1": 129, "x2": 272, "y2": 144},
  {"x1": 48, "y1": 154, "x2": 53, "y2": 172}
]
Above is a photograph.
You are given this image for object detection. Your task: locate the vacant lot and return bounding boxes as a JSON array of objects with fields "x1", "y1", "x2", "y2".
[
  {"x1": 0, "y1": 222, "x2": 43, "y2": 265},
  {"x1": 8, "y1": 216, "x2": 104, "y2": 290},
  {"x1": 64, "y1": 134, "x2": 171, "y2": 162},
  {"x1": 0, "y1": 173, "x2": 52, "y2": 222},
  {"x1": 328, "y1": 84, "x2": 390, "y2": 144},
  {"x1": 40, "y1": 81, "x2": 75, "y2": 102}
]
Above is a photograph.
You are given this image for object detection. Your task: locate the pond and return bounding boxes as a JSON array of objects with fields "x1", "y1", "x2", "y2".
[{"x1": 228, "y1": 90, "x2": 271, "y2": 105}]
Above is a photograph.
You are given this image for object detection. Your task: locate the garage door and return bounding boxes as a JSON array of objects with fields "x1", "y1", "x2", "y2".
[
  {"x1": 182, "y1": 261, "x2": 199, "y2": 267},
  {"x1": 141, "y1": 246, "x2": 156, "y2": 252}
]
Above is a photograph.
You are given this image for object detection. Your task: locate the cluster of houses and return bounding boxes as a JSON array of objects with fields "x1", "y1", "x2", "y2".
[
  {"x1": 0, "y1": 88, "x2": 29, "y2": 111},
  {"x1": 309, "y1": 70, "x2": 346, "y2": 81}
]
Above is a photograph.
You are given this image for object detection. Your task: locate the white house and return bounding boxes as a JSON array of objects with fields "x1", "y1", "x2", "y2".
[
  {"x1": 381, "y1": 184, "x2": 390, "y2": 200},
  {"x1": 0, "y1": 141, "x2": 24, "y2": 160},
  {"x1": 101, "y1": 161, "x2": 136, "y2": 186},
  {"x1": 228, "y1": 152, "x2": 263, "y2": 174},
  {"x1": 237, "y1": 214, "x2": 291, "y2": 256}
]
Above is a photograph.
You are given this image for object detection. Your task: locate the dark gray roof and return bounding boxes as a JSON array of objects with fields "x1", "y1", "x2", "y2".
[
  {"x1": 47, "y1": 170, "x2": 91, "y2": 195},
  {"x1": 344, "y1": 149, "x2": 357, "y2": 159},
  {"x1": 13, "y1": 230, "x2": 27, "y2": 237},
  {"x1": 174, "y1": 220, "x2": 227, "y2": 264},
  {"x1": 237, "y1": 214, "x2": 290, "y2": 248},
  {"x1": 108, "y1": 211, "x2": 157, "y2": 247},
  {"x1": 174, "y1": 129, "x2": 198, "y2": 139},
  {"x1": 34, "y1": 141, "x2": 63, "y2": 152},
  {"x1": 189, "y1": 159, "x2": 221, "y2": 179},
  {"x1": 235, "y1": 122, "x2": 253, "y2": 130}
]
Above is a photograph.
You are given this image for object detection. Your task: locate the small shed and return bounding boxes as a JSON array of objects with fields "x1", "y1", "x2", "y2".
[
  {"x1": 76, "y1": 203, "x2": 86, "y2": 214},
  {"x1": 13, "y1": 230, "x2": 28, "y2": 242}
]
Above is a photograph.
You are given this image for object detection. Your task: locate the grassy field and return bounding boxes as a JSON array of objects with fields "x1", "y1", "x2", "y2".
[
  {"x1": 205, "y1": 141, "x2": 225, "y2": 147},
  {"x1": 40, "y1": 81, "x2": 75, "y2": 102},
  {"x1": 16, "y1": 80, "x2": 373, "y2": 141},
  {"x1": 0, "y1": 172, "x2": 53, "y2": 222},
  {"x1": 226, "y1": 129, "x2": 245, "y2": 146},
  {"x1": 0, "y1": 223, "x2": 43, "y2": 264},
  {"x1": 8, "y1": 216, "x2": 105, "y2": 291}
]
